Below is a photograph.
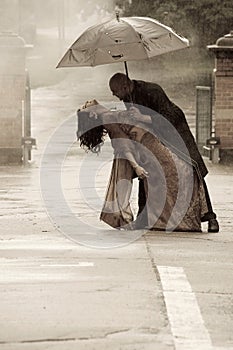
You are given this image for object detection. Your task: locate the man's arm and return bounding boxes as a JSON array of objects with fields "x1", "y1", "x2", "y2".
[{"x1": 117, "y1": 107, "x2": 152, "y2": 125}]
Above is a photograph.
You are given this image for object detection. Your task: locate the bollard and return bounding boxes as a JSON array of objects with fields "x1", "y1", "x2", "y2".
[
  {"x1": 206, "y1": 136, "x2": 220, "y2": 164},
  {"x1": 21, "y1": 136, "x2": 36, "y2": 166}
]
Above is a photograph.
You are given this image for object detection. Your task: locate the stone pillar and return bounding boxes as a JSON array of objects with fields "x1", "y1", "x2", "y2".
[
  {"x1": 207, "y1": 31, "x2": 233, "y2": 162},
  {"x1": 0, "y1": 32, "x2": 26, "y2": 164}
]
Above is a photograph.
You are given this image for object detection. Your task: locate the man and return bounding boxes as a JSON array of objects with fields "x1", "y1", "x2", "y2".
[{"x1": 109, "y1": 72, "x2": 219, "y2": 233}]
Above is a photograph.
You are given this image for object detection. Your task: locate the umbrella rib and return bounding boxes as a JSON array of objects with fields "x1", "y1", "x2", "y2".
[
  {"x1": 120, "y1": 18, "x2": 150, "y2": 58},
  {"x1": 69, "y1": 49, "x2": 80, "y2": 64},
  {"x1": 91, "y1": 22, "x2": 111, "y2": 66},
  {"x1": 120, "y1": 18, "x2": 142, "y2": 42}
]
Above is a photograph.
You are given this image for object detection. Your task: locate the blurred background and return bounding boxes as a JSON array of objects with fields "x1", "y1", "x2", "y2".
[
  {"x1": 0, "y1": 0, "x2": 232, "y2": 165},
  {"x1": 0, "y1": 0, "x2": 232, "y2": 92}
]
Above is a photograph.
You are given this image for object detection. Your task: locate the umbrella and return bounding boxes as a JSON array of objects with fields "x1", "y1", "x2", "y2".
[{"x1": 57, "y1": 13, "x2": 189, "y2": 77}]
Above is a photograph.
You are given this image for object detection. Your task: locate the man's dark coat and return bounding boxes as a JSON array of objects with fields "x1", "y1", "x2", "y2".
[{"x1": 124, "y1": 79, "x2": 208, "y2": 178}]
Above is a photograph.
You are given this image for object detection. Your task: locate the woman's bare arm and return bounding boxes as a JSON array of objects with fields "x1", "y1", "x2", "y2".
[
  {"x1": 106, "y1": 123, "x2": 148, "y2": 179},
  {"x1": 96, "y1": 109, "x2": 149, "y2": 179},
  {"x1": 124, "y1": 151, "x2": 149, "y2": 179}
]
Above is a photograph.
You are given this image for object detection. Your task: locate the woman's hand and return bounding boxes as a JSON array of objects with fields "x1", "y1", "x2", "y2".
[{"x1": 134, "y1": 165, "x2": 149, "y2": 179}]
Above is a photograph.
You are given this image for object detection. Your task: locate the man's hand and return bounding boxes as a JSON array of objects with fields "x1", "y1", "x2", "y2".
[
  {"x1": 129, "y1": 106, "x2": 152, "y2": 125},
  {"x1": 129, "y1": 106, "x2": 141, "y2": 120},
  {"x1": 117, "y1": 106, "x2": 151, "y2": 125}
]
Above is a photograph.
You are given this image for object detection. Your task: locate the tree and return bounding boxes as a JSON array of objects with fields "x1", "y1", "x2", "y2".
[{"x1": 121, "y1": 0, "x2": 233, "y2": 48}]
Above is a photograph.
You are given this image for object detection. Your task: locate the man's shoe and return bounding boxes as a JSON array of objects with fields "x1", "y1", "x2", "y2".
[{"x1": 208, "y1": 219, "x2": 219, "y2": 233}]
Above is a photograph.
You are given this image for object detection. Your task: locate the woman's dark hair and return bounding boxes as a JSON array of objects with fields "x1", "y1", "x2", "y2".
[{"x1": 77, "y1": 110, "x2": 106, "y2": 153}]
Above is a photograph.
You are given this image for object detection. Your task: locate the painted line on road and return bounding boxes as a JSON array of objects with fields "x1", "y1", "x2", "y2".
[
  {"x1": 158, "y1": 266, "x2": 213, "y2": 350},
  {"x1": 39, "y1": 262, "x2": 94, "y2": 267},
  {"x1": 0, "y1": 261, "x2": 95, "y2": 282},
  {"x1": 0, "y1": 262, "x2": 94, "y2": 267}
]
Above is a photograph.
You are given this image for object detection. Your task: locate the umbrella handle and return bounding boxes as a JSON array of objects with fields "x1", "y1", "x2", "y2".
[
  {"x1": 124, "y1": 61, "x2": 129, "y2": 78},
  {"x1": 123, "y1": 61, "x2": 133, "y2": 104},
  {"x1": 116, "y1": 11, "x2": 120, "y2": 22}
]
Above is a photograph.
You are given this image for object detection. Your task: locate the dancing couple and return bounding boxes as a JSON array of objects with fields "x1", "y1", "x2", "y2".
[{"x1": 76, "y1": 74, "x2": 219, "y2": 233}]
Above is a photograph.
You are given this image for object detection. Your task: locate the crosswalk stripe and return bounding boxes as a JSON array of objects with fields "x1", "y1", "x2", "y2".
[{"x1": 158, "y1": 266, "x2": 213, "y2": 350}]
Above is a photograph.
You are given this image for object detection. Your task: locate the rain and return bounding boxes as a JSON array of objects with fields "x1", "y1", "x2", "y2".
[{"x1": 0, "y1": 1, "x2": 233, "y2": 349}]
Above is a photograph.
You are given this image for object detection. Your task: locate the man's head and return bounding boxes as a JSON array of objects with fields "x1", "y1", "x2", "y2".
[{"x1": 109, "y1": 73, "x2": 133, "y2": 101}]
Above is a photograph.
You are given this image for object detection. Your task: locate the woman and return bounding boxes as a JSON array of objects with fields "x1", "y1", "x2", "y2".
[{"x1": 77, "y1": 100, "x2": 208, "y2": 232}]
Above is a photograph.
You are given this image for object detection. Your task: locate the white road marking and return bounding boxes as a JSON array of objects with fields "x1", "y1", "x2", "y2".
[
  {"x1": 0, "y1": 261, "x2": 95, "y2": 282},
  {"x1": 158, "y1": 266, "x2": 213, "y2": 350},
  {"x1": 39, "y1": 262, "x2": 94, "y2": 267},
  {"x1": 0, "y1": 261, "x2": 94, "y2": 267}
]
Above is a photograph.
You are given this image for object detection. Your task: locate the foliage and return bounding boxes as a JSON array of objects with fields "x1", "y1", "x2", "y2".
[{"x1": 121, "y1": 0, "x2": 233, "y2": 48}]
